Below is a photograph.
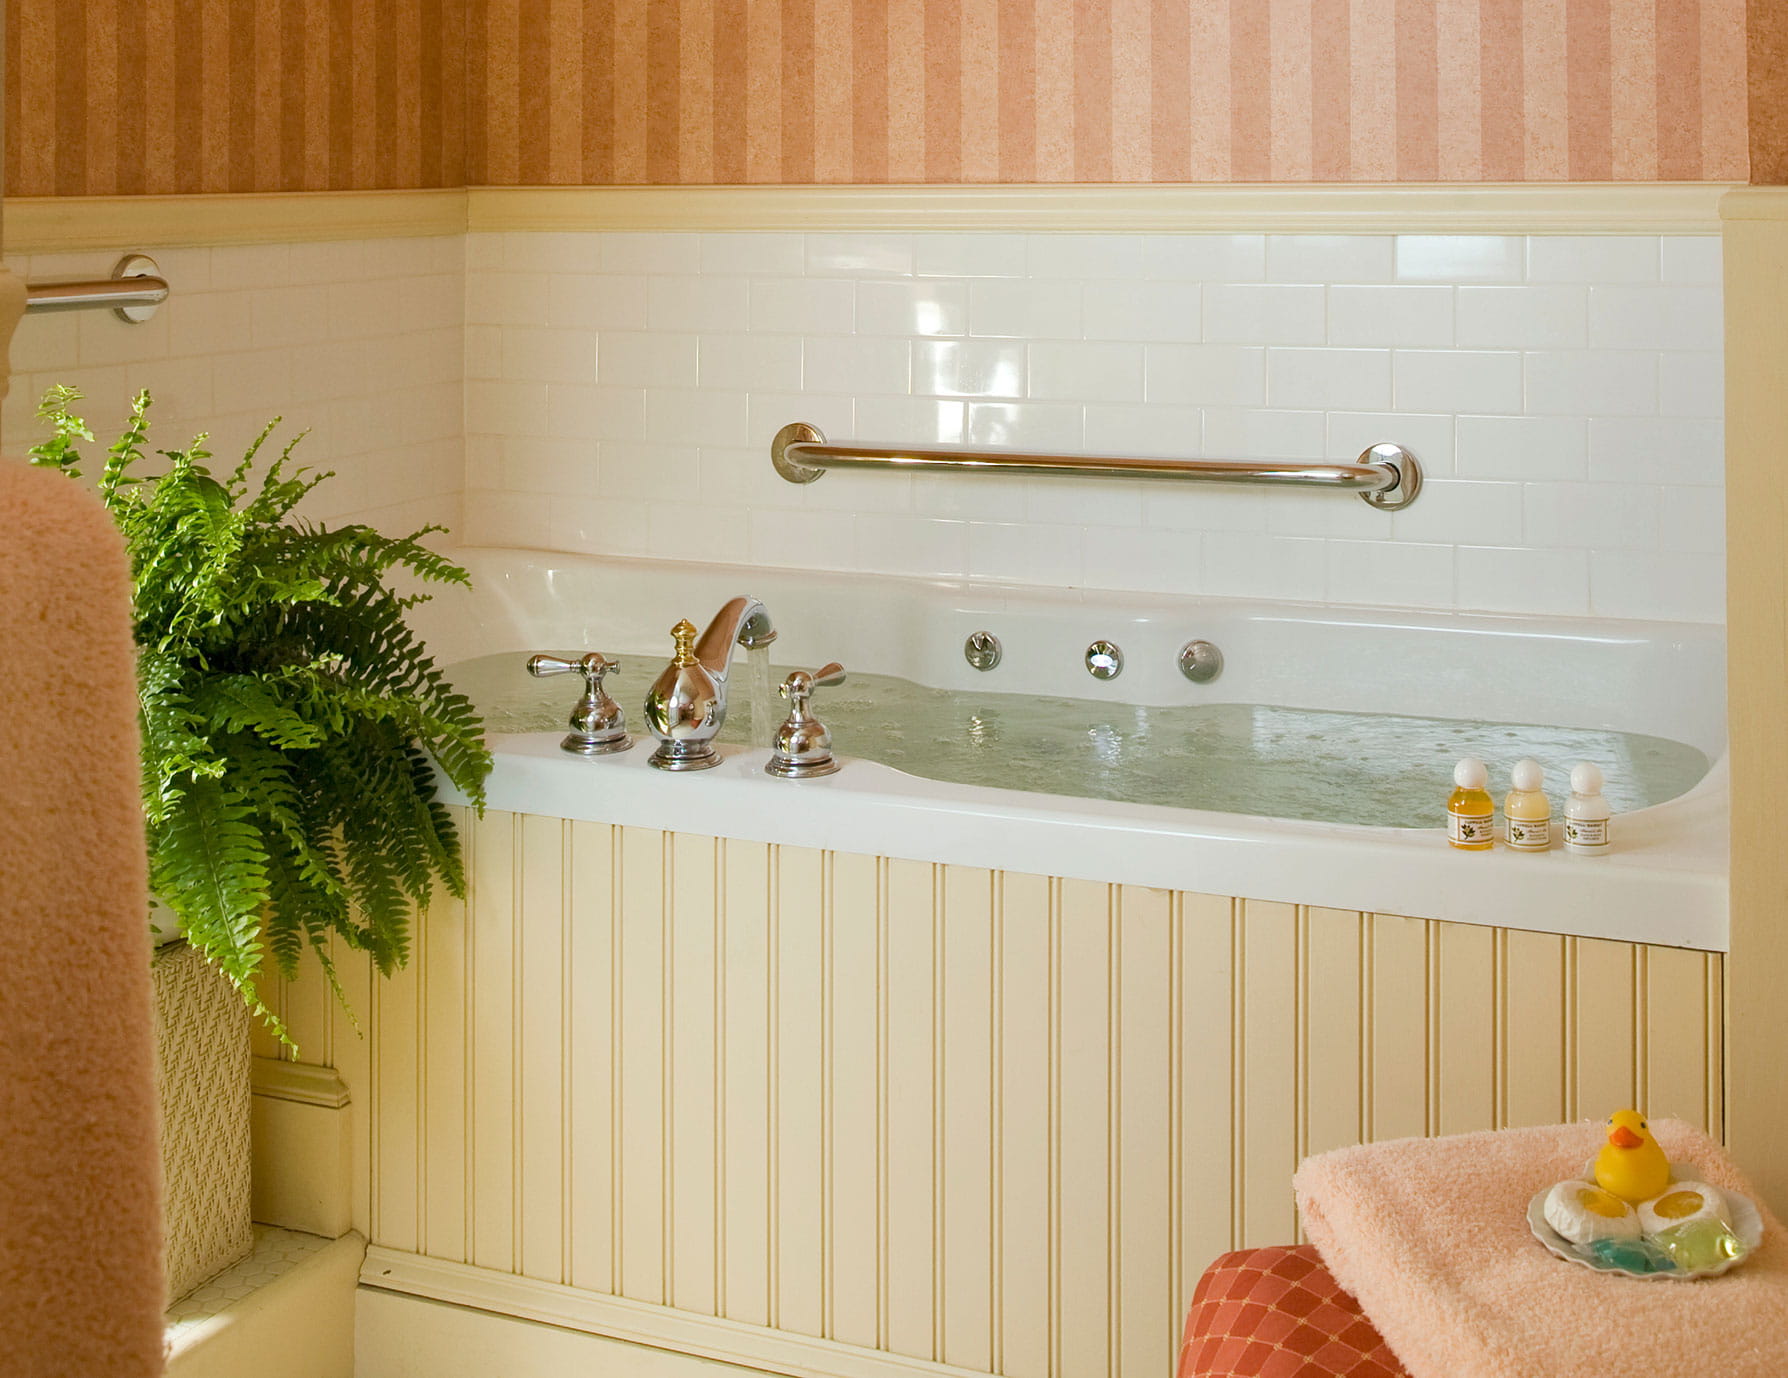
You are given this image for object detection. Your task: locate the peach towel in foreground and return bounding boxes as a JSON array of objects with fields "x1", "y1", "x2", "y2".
[
  {"x1": 1295, "y1": 1120, "x2": 1788, "y2": 1378},
  {"x1": 0, "y1": 460, "x2": 164, "y2": 1376}
]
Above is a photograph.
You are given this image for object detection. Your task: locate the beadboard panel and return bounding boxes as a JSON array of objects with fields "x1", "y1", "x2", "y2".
[{"x1": 279, "y1": 808, "x2": 1723, "y2": 1378}]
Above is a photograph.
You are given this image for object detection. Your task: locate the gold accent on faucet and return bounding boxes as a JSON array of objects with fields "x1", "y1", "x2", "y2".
[{"x1": 669, "y1": 619, "x2": 698, "y2": 668}]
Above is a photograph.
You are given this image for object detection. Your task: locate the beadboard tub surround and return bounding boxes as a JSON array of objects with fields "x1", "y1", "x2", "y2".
[
  {"x1": 463, "y1": 225, "x2": 1725, "y2": 621},
  {"x1": 326, "y1": 814, "x2": 1722, "y2": 1378}
]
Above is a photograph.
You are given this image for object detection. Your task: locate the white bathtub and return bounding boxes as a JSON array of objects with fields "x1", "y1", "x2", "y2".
[{"x1": 417, "y1": 547, "x2": 1728, "y2": 951}]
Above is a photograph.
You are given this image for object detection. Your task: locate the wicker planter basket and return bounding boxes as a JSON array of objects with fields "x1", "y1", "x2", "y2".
[{"x1": 151, "y1": 940, "x2": 253, "y2": 1304}]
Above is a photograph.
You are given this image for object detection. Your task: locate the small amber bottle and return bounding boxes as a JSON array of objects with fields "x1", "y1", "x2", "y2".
[
  {"x1": 1503, "y1": 758, "x2": 1552, "y2": 852},
  {"x1": 1448, "y1": 757, "x2": 1494, "y2": 850}
]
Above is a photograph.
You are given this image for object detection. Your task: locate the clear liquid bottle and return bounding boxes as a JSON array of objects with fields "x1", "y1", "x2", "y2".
[
  {"x1": 1448, "y1": 758, "x2": 1495, "y2": 851},
  {"x1": 1504, "y1": 758, "x2": 1552, "y2": 852},
  {"x1": 1564, "y1": 762, "x2": 1612, "y2": 856}
]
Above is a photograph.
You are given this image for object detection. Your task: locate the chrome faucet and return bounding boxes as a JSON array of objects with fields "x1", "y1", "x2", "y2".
[{"x1": 642, "y1": 597, "x2": 776, "y2": 771}]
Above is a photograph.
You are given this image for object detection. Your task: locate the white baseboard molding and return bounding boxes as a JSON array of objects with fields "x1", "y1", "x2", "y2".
[
  {"x1": 360, "y1": 1247, "x2": 996, "y2": 1378},
  {"x1": 357, "y1": 1289, "x2": 779, "y2": 1378}
]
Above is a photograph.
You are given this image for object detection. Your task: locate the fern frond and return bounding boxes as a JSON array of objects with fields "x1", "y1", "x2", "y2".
[
  {"x1": 188, "y1": 675, "x2": 324, "y2": 750},
  {"x1": 98, "y1": 389, "x2": 153, "y2": 503},
  {"x1": 31, "y1": 386, "x2": 493, "y2": 1033},
  {"x1": 149, "y1": 774, "x2": 271, "y2": 995},
  {"x1": 27, "y1": 384, "x2": 95, "y2": 475}
]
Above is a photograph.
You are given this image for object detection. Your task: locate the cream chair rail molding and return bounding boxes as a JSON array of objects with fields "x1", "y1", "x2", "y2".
[{"x1": 1, "y1": 182, "x2": 1737, "y2": 254}]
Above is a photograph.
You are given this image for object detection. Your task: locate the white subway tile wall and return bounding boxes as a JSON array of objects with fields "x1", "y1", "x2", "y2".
[
  {"x1": 464, "y1": 231, "x2": 1725, "y2": 621},
  {"x1": 4, "y1": 237, "x2": 465, "y2": 535},
  {"x1": 3, "y1": 230, "x2": 1723, "y2": 623}
]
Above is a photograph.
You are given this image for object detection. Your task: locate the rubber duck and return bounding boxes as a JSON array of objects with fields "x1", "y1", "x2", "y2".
[{"x1": 1594, "y1": 1110, "x2": 1671, "y2": 1203}]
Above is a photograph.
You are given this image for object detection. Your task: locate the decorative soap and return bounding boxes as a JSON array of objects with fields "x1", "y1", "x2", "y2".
[
  {"x1": 1576, "y1": 1236, "x2": 1676, "y2": 1274},
  {"x1": 1544, "y1": 1179, "x2": 1642, "y2": 1243},
  {"x1": 1652, "y1": 1219, "x2": 1748, "y2": 1272},
  {"x1": 1638, "y1": 1181, "x2": 1731, "y2": 1236}
]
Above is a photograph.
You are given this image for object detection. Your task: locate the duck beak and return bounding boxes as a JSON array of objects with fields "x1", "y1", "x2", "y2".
[{"x1": 1609, "y1": 1126, "x2": 1643, "y2": 1149}]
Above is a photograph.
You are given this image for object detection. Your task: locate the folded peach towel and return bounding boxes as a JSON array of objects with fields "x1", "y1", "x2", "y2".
[
  {"x1": 0, "y1": 460, "x2": 164, "y2": 1376},
  {"x1": 1295, "y1": 1120, "x2": 1788, "y2": 1378}
]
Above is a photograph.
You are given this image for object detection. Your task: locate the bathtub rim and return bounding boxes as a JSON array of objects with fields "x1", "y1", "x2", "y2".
[{"x1": 439, "y1": 734, "x2": 1727, "y2": 953}]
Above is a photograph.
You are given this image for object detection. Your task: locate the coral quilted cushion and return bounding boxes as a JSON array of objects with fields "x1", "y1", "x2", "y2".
[{"x1": 1178, "y1": 1245, "x2": 1410, "y2": 1378}]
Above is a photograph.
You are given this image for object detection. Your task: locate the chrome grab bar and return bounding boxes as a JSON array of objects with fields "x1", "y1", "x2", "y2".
[
  {"x1": 25, "y1": 254, "x2": 168, "y2": 323},
  {"x1": 771, "y1": 422, "x2": 1422, "y2": 510}
]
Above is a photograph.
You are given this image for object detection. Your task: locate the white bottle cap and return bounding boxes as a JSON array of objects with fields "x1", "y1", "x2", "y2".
[
  {"x1": 1510, "y1": 758, "x2": 1544, "y2": 792},
  {"x1": 1571, "y1": 761, "x2": 1605, "y2": 795},
  {"x1": 1454, "y1": 757, "x2": 1488, "y2": 789}
]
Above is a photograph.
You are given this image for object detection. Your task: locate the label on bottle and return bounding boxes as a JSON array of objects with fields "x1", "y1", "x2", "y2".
[
  {"x1": 1448, "y1": 810, "x2": 1494, "y2": 846},
  {"x1": 1506, "y1": 816, "x2": 1551, "y2": 850},
  {"x1": 1565, "y1": 816, "x2": 1609, "y2": 849}
]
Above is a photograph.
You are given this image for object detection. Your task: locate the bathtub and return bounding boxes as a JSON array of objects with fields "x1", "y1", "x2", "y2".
[
  {"x1": 417, "y1": 547, "x2": 1728, "y2": 952},
  {"x1": 344, "y1": 544, "x2": 1730, "y2": 1376}
]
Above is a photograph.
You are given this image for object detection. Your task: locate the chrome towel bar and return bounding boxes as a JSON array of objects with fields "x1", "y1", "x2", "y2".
[
  {"x1": 25, "y1": 253, "x2": 168, "y2": 323},
  {"x1": 772, "y1": 421, "x2": 1422, "y2": 510}
]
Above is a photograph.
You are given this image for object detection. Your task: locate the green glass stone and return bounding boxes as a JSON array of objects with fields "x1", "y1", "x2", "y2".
[{"x1": 1653, "y1": 1219, "x2": 1746, "y2": 1272}]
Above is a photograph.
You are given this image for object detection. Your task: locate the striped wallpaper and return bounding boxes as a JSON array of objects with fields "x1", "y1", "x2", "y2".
[
  {"x1": 467, "y1": 0, "x2": 1750, "y2": 185},
  {"x1": 4, "y1": 0, "x2": 466, "y2": 197},
  {"x1": 0, "y1": 0, "x2": 1761, "y2": 197},
  {"x1": 1751, "y1": 0, "x2": 1788, "y2": 183}
]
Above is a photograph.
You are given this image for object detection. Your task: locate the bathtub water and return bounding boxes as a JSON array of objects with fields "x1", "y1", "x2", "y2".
[
  {"x1": 415, "y1": 549, "x2": 1730, "y2": 950},
  {"x1": 448, "y1": 652, "x2": 1708, "y2": 829}
]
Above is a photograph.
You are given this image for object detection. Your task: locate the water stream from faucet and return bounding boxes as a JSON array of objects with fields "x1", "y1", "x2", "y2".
[{"x1": 744, "y1": 644, "x2": 777, "y2": 749}]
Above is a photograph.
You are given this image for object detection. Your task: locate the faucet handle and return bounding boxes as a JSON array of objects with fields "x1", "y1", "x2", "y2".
[
  {"x1": 526, "y1": 652, "x2": 631, "y2": 756},
  {"x1": 767, "y1": 664, "x2": 845, "y2": 779},
  {"x1": 529, "y1": 652, "x2": 621, "y2": 682},
  {"x1": 780, "y1": 662, "x2": 845, "y2": 705}
]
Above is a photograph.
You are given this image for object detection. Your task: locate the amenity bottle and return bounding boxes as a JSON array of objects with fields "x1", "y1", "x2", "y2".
[
  {"x1": 1504, "y1": 758, "x2": 1551, "y2": 852},
  {"x1": 1448, "y1": 758, "x2": 1494, "y2": 851},
  {"x1": 1564, "y1": 762, "x2": 1612, "y2": 856}
]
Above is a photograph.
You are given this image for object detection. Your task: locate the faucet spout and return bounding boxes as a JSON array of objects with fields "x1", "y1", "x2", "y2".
[
  {"x1": 692, "y1": 596, "x2": 776, "y2": 682},
  {"x1": 642, "y1": 596, "x2": 775, "y2": 772}
]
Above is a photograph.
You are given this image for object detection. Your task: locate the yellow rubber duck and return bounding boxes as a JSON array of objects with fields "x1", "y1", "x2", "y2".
[{"x1": 1594, "y1": 1109, "x2": 1671, "y2": 1203}]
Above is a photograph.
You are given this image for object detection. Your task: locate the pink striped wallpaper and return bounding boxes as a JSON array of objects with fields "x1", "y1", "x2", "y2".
[
  {"x1": 5, "y1": 0, "x2": 466, "y2": 198},
  {"x1": 468, "y1": 0, "x2": 1750, "y2": 184},
  {"x1": 4, "y1": 0, "x2": 1757, "y2": 196}
]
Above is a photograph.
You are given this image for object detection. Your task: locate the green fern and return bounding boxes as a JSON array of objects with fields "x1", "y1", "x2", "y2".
[{"x1": 31, "y1": 385, "x2": 492, "y2": 1041}]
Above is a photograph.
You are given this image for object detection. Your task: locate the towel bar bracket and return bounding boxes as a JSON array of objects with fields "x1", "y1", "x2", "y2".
[
  {"x1": 772, "y1": 421, "x2": 1422, "y2": 510},
  {"x1": 24, "y1": 253, "x2": 169, "y2": 323}
]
